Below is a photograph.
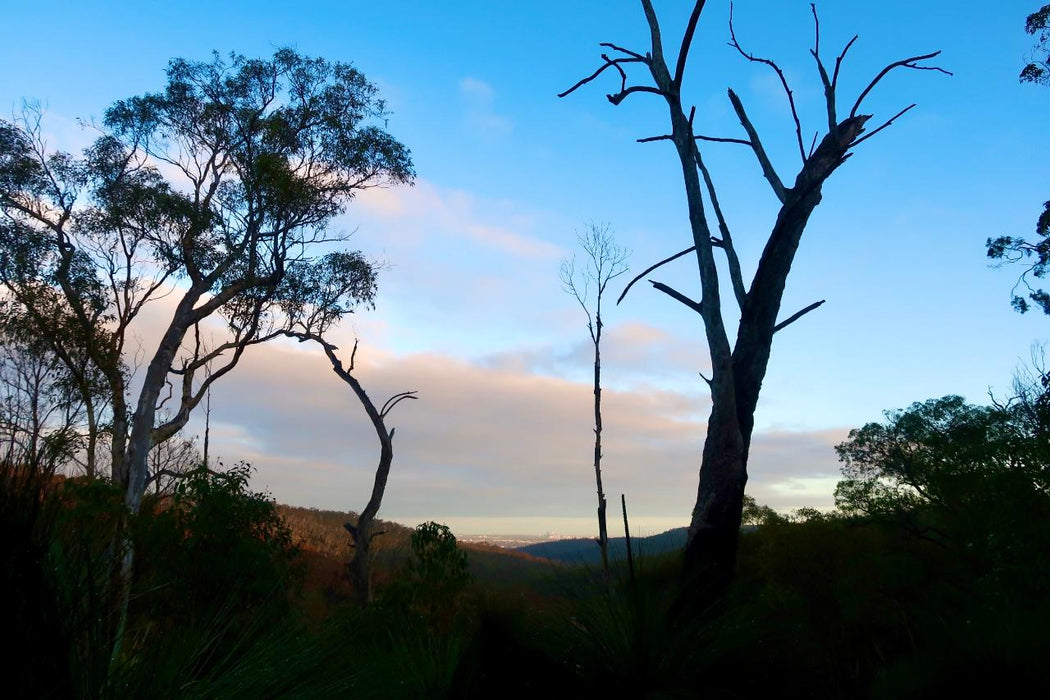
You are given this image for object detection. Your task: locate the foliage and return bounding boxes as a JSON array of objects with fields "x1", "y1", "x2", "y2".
[
  {"x1": 1021, "y1": 4, "x2": 1050, "y2": 85},
  {"x1": 834, "y1": 390, "x2": 1050, "y2": 619},
  {"x1": 409, "y1": 521, "x2": 471, "y2": 597},
  {"x1": 135, "y1": 462, "x2": 303, "y2": 625},
  {"x1": 986, "y1": 4, "x2": 1050, "y2": 312},
  {"x1": 741, "y1": 493, "x2": 785, "y2": 527}
]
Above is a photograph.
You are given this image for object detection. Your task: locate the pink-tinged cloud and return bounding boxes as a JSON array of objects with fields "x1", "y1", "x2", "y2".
[
  {"x1": 353, "y1": 179, "x2": 563, "y2": 260},
  {"x1": 197, "y1": 335, "x2": 849, "y2": 535}
]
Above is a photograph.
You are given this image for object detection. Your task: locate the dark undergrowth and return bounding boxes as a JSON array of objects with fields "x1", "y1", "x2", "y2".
[{"x1": 6, "y1": 459, "x2": 1048, "y2": 698}]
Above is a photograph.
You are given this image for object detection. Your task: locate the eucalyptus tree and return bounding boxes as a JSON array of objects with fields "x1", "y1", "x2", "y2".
[
  {"x1": 562, "y1": 1, "x2": 947, "y2": 586},
  {"x1": 0, "y1": 49, "x2": 413, "y2": 518},
  {"x1": 0, "y1": 49, "x2": 413, "y2": 651},
  {"x1": 560, "y1": 223, "x2": 630, "y2": 575}
]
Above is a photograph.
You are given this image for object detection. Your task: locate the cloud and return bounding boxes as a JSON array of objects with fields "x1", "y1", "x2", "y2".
[
  {"x1": 478, "y1": 319, "x2": 711, "y2": 390},
  {"x1": 354, "y1": 179, "x2": 562, "y2": 261},
  {"x1": 196, "y1": 336, "x2": 849, "y2": 535},
  {"x1": 458, "y1": 77, "x2": 512, "y2": 137}
]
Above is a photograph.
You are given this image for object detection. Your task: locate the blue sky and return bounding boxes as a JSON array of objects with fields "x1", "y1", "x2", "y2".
[{"x1": 2, "y1": 1, "x2": 1047, "y2": 535}]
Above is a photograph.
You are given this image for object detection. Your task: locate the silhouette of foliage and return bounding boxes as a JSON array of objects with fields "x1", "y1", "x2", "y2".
[
  {"x1": 987, "y1": 5, "x2": 1050, "y2": 312},
  {"x1": 135, "y1": 462, "x2": 302, "y2": 625}
]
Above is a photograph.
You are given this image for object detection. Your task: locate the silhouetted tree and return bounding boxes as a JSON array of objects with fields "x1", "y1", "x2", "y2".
[
  {"x1": 287, "y1": 330, "x2": 416, "y2": 605},
  {"x1": 986, "y1": 5, "x2": 1050, "y2": 313},
  {"x1": 562, "y1": 1, "x2": 947, "y2": 587},
  {"x1": 834, "y1": 392, "x2": 1050, "y2": 596},
  {"x1": 0, "y1": 48, "x2": 413, "y2": 652},
  {"x1": 560, "y1": 222, "x2": 630, "y2": 576}
]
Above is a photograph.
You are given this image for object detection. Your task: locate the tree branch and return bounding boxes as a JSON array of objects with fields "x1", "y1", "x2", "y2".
[
  {"x1": 380, "y1": 391, "x2": 418, "y2": 418},
  {"x1": 558, "y1": 53, "x2": 648, "y2": 99},
  {"x1": 650, "y1": 280, "x2": 704, "y2": 315},
  {"x1": 618, "y1": 246, "x2": 697, "y2": 305},
  {"x1": 773, "y1": 299, "x2": 826, "y2": 333},
  {"x1": 729, "y1": 3, "x2": 807, "y2": 163},
  {"x1": 850, "y1": 51, "x2": 952, "y2": 118},
  {"x1": 849, "y1": 103, "x2": 916, "y2": 148},
  {"x1": 727, "y1": 89, "x2": 787, "y2": 203},
  {"x1": 608, "y1": 85, "x2": 665, "y2": 105},
  {"x1": 695, "y1": 149, "x2": 746, "y2": 310},
  {"x1": 809, "y1": 4, "x2": 838, "y2": 133},
  {"x1": 674, "y1": 1, "x2": 708, "y2": 88}
]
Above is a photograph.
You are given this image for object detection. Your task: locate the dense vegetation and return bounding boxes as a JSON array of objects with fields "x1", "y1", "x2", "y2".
[{"x1": 5, "y1": 381, "x2": 1049, "y2": 697}]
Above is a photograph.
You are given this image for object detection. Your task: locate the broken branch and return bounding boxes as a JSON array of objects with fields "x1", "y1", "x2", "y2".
[
  {"x1": 650, "y1": 280, "x2": 704, "y2": 315},
  {"x1": 727, "y1": 89, "x2": 787, "y2": 203},
  {"x1": 773, "y1": 299, "x2": 826, "y2": 333}
]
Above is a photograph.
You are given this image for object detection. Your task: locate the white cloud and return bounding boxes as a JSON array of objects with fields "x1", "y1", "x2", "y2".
[
  {"x1": 354, "y1": 179, "x2": 562, "y2": 261},
  {"x1": 458, "y1": 76, "x2": 513, "y2": 137}
]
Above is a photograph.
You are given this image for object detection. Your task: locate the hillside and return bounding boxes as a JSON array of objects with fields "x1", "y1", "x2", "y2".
[
  {"x1": 276, "y1": 505, "x2": 558, "y2": 596},
  {"x1": 515, "y1": 527, "x2": 689, "y2": 564}
]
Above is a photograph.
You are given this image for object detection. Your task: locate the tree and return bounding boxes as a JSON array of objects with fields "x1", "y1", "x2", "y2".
[
  {"x1": 562, "y1": 2, "x2": 947, "y2": 586},
  {"x1": 1, "y1": 48, "x2": 413, "y2": 652},
  {"x1": 1, "y1": 49, "x2": 412, "y2": 516},
  {"x1": 0, "y1": 322, "x2": 87, "y2": 471},
  {"x1": 986, "y1": 5, "x2": 1050, "y2": 313},
  {"x1": 834, "y1": 393, "x2": 1050, "y2": 589},
  {"x1": 560, "y1": 222, "x2": 630, "y2": 576},
  {"x1": 287, "y1": 331, "x2": 416, "y2": 605}
]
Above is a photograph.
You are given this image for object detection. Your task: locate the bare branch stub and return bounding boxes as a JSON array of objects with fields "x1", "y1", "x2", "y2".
[
  {"x1": 649, "y1": 280, "x2": 704, "y2": 316},
  {"x1": 773, "y1": 299, "x2": 826, "y2": 333}
]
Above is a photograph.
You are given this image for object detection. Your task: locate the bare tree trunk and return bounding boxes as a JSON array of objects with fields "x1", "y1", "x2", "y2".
[
  {"x1": 561, "y1": 223, "x2": 629, "y2": 578},
  {"x1": 593, "y1": 328, "x2": 610, "y2": 575},
  {"x1": 286, "y1": 333, "x2": 415, "y2": 605},
  {"x1": 562, "y1": 0, "x2": 946, "y2": 591}
]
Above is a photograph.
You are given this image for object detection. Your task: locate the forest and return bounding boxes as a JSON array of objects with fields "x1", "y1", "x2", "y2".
[{"x1": 3, "y1": 1, "x2": 1050, "y2": 697}]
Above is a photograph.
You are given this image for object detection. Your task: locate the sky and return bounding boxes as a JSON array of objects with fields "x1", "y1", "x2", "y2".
[{"x1": 1, "y1": 1, "x2": 1047, "y2": 536}]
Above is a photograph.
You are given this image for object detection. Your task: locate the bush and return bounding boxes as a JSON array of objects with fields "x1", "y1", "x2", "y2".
[{"x1": 135, "y1": 461, "x2": 303, "y2": 626}]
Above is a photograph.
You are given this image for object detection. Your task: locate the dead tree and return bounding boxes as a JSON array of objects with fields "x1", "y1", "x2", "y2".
[
  {"x1": 562, "y1": 1, "x2": 949, "y2": 588},
  {"x1": 287, "y1": 332, "x2": 416, "y2": 605},
  {"x1": 560, "y1": 223, "x2": 630, "y2": 576}
]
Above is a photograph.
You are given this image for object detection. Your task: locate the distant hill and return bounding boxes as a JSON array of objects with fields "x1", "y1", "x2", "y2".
[
  {"x1": 515, "y1": 527, "x2": 689, "y2": 565},
  {"x1": 276, "y1": 505, "x2": 556, "y2": 593}
]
